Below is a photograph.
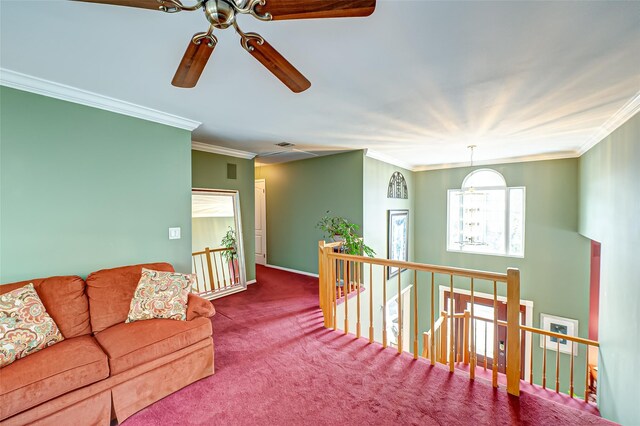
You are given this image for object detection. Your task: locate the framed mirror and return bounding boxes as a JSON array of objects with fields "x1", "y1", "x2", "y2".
[{"x1": 191, "y1": 189, "x2": 247, "y2": 299}]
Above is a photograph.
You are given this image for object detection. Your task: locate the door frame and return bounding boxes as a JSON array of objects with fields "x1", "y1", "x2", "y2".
[
  {"x1": 255, "y1": 179, "x2": 267, "y2": 265},
  {"x1": 439, "y1": 285, "x2": 533, "y2": 380}
]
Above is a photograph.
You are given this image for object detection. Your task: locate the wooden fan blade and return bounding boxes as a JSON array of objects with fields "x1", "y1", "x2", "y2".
[
  {"x1": 255, "y1": 0, "x2": 375, "y2": 21},
  {"x1": 71, "y1": 0, "x2": 165, "y2": 10},
  {"x1": 172, "y1": 37, "x2": 216, "y2": 88},
  {"x1": 246, "y1": 37, "x2": 311, "y2": 93}
]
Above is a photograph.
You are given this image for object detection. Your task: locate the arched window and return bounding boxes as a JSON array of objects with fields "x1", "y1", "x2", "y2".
[{"x1": 447, "y1": 169, "x2": 525, "y2": 257}]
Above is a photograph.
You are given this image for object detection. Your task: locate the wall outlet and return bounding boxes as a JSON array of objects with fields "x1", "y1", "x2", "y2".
[{"x1": 169, "y1": 227, "x2": 181, "y2": 240}]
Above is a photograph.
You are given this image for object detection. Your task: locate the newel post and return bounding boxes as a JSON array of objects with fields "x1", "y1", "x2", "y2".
[
  {"x1": 506, "y1": 268, "x2": 521, "y2": 396},
  {"x1": 318, "y1": 241, "x2": 332, "y2": 328}
]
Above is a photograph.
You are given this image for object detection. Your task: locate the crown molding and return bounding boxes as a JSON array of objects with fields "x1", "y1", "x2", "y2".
[
  {"x1": 577, "y1": 90, "x2": 640, "y2": 156},
  {"x1": 0, "y1": 68, "x2": 201, "y2": 131},
  {"x1": 191, "y1": 141, "x2": 257, "y2": 160},
  {"x1": 412, "y1": 151, "x2": 580, "y2": 172},
  {"x1": 364, "y1": 149, "x2": 414, "y2": 171}
]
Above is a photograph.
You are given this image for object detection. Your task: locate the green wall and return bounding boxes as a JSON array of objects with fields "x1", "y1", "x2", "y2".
[
  {"x1": 0, "y1": 87, "x2": 192, "y2": 281},
  {"x1": 255, "y1": 151, "x2": 364, "y2": 274},
  {"x1": 414, "y1": 159, "x2": 591, "y2": 390},
  {"x1": 192, "y1": 150, "x2": 255, "y2": 281},
  {"x1": 579, "y1": 112, "x2": 640, "y2": 424}
]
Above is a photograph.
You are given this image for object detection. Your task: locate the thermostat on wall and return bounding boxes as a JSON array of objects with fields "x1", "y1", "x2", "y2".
[{"x1": 169, "y1": 227, "x2": 181, "y2": 240}]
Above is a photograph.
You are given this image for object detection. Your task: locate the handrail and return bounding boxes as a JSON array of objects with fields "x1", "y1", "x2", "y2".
[
  {"x1": 192, "y1": 246, "x2": 235, "y2": 256},
  {"x1": 520, "y1": 325, "x2": 599, "y2": 347},
  {"x1": 327, "y1": 251, "x2": 508, "y2": 282}
]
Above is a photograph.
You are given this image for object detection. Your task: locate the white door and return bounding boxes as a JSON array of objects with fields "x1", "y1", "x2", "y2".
[{"x1": 255, "y1": 179, "x2": 267, "y2": 265}]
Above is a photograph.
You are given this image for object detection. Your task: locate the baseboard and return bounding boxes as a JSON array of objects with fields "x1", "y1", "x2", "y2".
[
  {"x1": 247, "y1": 279, "x2": 257, "y2": 285},
  {"x1": 265, "y1": 264, "x2": 319, "y2": 278}
]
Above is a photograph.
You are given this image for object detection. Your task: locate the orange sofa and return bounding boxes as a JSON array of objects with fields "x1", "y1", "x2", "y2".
[{"x1": 0, "y1": 263, "x2": 215, "y2": 426}]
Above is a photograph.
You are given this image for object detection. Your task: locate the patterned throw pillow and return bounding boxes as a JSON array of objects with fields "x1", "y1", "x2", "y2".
[
  {"x1": 126, "y1": 268, "x2": 194, "y2": 323},
  {"x1": 0, "y1": 284, "x2": 65, "y2": 368}
]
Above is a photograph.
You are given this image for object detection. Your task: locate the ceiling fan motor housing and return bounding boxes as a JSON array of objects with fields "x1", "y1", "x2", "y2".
[{"x1": 204, "y1": 0, "x2": 236, "y2": 29}]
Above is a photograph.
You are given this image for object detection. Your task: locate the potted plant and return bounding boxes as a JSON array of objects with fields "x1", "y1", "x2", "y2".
[
  {"x1": 316, "y1": 211, "x2": 375, "y2": 257},
  {"x1": 220, "y1": 227, "x2": 239, "y2": 284}
]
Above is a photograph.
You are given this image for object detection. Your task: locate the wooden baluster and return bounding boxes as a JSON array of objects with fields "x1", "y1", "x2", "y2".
[
  {"x1": 344, "y1": 260, "x2": 349, "y2": 334},
  {"x1": 556, "y1": 338, "x2": 561, "y2": 393},
  {"x1": 492, "y1": 280, "x2": 498, "y2": 388},
  {"x1": 397, "y1": 269, "x2": 403, "y2": 354},
  {"x1": 211, "y1": 247, "x2": 221, "y2": 290},
  {"x1": 584, "y1": 346, "x2": 590, "y2": 402},
  {"x1": 484, "y1": 322, "x2": 488, "y2": 370},
  {"x1": 338, "y1": 260, "x2": 342, "y2": 300},
  {"x1": 199, "y1": 255, "x2": 208, "y2": 292},
  {"x1": 382, "y1": 266, "x2": 387, "y2": 348},
  {"x1": 192, "y1": 256, "x2": 200, "y2": 292},
  {"x1": 570, "y1": 342, "x2": 575, "y2": 398},
  {"x1": 423, "y1": 331, "x2": 429, "y2": 359},
  {"x1": 413, "y1": 270, "x2": 418, "y2": 360},
  {"x1": 449, "y1": 275, "x2": 454, "y2": 372},
  {"x1": 219, "y1": 252, "x2": 228, "y2": 289},
  {"x1": 470, "y1": 278, "x2": 475, "y2": 379},
  {"x1": 356, "y1": 261, "x2": 361, "y2": 338},
  {"x1": 369, "y1": 263, "x2": 374, "y2": 343},
  {"x1": 331, "y1": 259, "x2": 340, "y2": 330},
  {"x1": 463, "y1": 310, "x2": 470, "y2": 365},
  {"x1": 430, "y1": 273, "x2": 435, "y2": 365},
  {"x1": 529, "y1": 331, "x2": 534, "y2": 385},
  {"x1": 205, "y1": 248, "x2": 216, "y2": 294},
  {"x1": 542, "y1": 336, "x2": 547, "y2": 389},
  {"x1": 441, "y1": 311, "x2": 448, "y2": 364}
]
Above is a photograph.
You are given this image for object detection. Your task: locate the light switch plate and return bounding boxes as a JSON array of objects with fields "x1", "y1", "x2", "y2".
[{"x1": 169, "y1": 227, "x2": 181, "y2": 240}]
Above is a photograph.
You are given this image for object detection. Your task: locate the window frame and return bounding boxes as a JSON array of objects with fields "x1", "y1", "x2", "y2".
[{"x1": 446, "y1": 170, "x2": 525, "y2": 258}]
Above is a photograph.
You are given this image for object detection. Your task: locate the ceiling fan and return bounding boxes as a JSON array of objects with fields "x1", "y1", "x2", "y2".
[{"x1": 73, "y1": 0, "x2": 376, "y2": 93}]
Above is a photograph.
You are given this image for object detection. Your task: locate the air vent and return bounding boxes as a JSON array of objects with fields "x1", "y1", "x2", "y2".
[
  {"x1": 275, "y1": 142, "x2": 295, "y2": 148},
  {"x1": 227, "y1": 163, "x2": 237, "y2": 180}
]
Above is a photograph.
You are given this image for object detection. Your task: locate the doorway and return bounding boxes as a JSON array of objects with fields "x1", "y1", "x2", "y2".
[
  {"x1": 255, "y1": 179, "x2": 267, "y2": 265},
  {"x1": 191, "y1": 189, "x2": 247, "y2": 299},
  {"x1": 440, "y1": 286, "x2": 532, "y2": 379}
]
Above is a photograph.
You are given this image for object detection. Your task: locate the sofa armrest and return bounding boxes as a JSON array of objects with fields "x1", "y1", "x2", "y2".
[{"x1": 186, "y1": 293, "x2": 216, "y2": 321}]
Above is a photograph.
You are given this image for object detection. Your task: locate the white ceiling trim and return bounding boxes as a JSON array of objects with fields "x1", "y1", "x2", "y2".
[
  {"x1": 192, "y1": 141, "x2": 257, "y2": 160},
  {"x1": 412, "y1": 151, "x2": 581, "y2": 172},
  {"x1": 577, "y1": 90, "x2": 640, "y2": 156},
  {"x1": 364, "y1": 149, "x2": 414, "y2": 171},
  {"x1": 0, "y1": 68, "x2": 201, "y2": 131}
]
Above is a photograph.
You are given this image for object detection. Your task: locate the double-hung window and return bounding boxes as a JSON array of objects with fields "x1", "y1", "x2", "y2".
[{"x1": 447, "y1": 169, "x2": 525, "y2": 257}]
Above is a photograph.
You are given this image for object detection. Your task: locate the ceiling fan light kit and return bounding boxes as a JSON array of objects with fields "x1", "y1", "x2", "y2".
[{"x1": 74, "y1": 0, "x2": 376, "y2": 92}]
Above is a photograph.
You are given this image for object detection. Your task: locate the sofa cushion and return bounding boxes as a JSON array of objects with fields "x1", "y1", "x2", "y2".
[
  {"x1": 126, "y1": 268, "x2": 194, "y2": 323},
  {"x1": 86, "y1": 262, "x2": 174, "y2": 334},
  {"x1": 0, "y1": 335, "x2": 109, "y2": 420},
  {"x1": 1, "y1": 284, "x2": 65, "y2": 367},
  {"x1": 95, "y1": 316, "x2": 212, "y2": 375},
  {"x1": 0, "y1": 276, "x2": 91, "y2": 339}
]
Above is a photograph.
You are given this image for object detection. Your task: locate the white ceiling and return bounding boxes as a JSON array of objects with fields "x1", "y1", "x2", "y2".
[{"x1": 1, "y1": 0, "x2": 639, "y2": 168}]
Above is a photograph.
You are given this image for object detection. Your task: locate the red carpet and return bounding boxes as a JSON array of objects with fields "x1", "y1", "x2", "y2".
[{"x1": 123, "y1": 265, "x2": 615, "y2": 425}]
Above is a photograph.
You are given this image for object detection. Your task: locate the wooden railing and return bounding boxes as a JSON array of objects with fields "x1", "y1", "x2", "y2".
[
  {"x1": 192, "y1": 246, "x2": 240, "y2": 299},
  {"x1": 521, "y1": 325, "x2": 599, "y2": 402},
  {"x1": 423, "y1": 310, "x2": 471, "y2": 365},
  {"x1": 318, "y1": 241, "x2": 522, "y2": 396}
]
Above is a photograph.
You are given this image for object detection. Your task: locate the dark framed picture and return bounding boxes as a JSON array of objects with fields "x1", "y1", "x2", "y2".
[{"x1": 388, "y1": 210, "x2": 409, "y2": 279}]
